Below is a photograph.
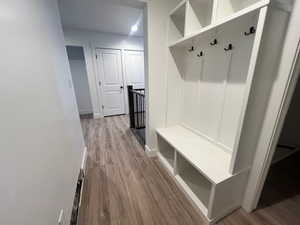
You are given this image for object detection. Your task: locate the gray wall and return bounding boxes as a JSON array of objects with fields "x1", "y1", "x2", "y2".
[{"x1": 0, "y1": 0, "x2": 85, "y2": 224}]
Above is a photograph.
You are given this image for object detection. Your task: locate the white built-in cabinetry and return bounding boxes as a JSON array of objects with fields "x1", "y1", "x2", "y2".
[{"x1": 156, "y1": 0, "x2": 273, "y2": 223}]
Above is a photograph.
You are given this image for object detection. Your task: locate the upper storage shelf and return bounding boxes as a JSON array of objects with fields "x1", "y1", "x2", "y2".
[
  {"x1": 185, "y1": 0, "x2": 214, "y2": 35},
  {"x1": 168, "y1": 1, "x2": 187, "y2": 43},
  {"x1": 215, "y1": 0, "x2": 268, "y2": 22},
  {"x1": 168, "y1": 0, "x2": 269, "y2": 47},
  {"x1": 157, "y1": 125, "x2": 232, "y2": 184}
]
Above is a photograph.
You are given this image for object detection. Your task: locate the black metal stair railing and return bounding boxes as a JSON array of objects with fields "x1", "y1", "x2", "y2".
[{"x1": 128, "y1": 85, "x2": 145, "y2": 144}]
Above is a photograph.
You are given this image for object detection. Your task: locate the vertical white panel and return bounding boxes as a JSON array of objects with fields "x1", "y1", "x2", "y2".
[
  {"x1": 182, "y1": 43, "x2": 203, "y2": 130},
  {"x1": 166, "y1": 47, "x2": 185, "y2": 126},
  {"x1": 198, "y1": 34, "x2": 231, "y2": 140},
  {"x1": 218, "y1": 13, "x2": 257, "y2": 149}
]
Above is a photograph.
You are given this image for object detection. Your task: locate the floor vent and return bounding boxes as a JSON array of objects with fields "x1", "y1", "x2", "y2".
[{"x1": 70, "y1": 169, "x2": 84, "y2": 225}]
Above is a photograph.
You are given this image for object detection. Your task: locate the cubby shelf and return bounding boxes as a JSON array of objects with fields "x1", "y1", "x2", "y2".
[
  {"x1": 169, "y1": 0, "x2": 270, "y2": 47},
  {"x1": 161, "y1": 0, "x2": 275, "y2": 223},
  {"x1": 169, "y1": 0, "x2": 187, "y2": 16},
  {"x1": 168, "y1": 0, "x2": 187, "y2": 43},
  {"x1": 157, "y1": 125, "x2": 232, "y2": 184}
]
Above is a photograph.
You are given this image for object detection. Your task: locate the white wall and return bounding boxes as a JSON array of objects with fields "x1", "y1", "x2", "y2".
[
  {"x1": 67, "y1": 46, "x2": 93, "y2": 114},
  {"x1": 145, "y1": 0, "x2": 181, "y2": 150},
  {"x1": 64, "y1": 28, "x2": 144, "y2": 50},
  {"x1": 0, "y1": 1, "x2": 85, "y2": 225},
  {"x1": 63, "y1": 28, "x2": 144, "y2": 117}
]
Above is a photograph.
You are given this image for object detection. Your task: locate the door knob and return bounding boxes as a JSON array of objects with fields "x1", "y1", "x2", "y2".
[{"x1": 120, "y1": 86, "x2": 124, "y2": 89}]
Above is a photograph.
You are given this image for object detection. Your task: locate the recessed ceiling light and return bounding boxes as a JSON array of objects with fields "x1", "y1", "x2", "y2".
[{"x1": 131, "y1": 24, "x2": 138, "y2": 33}]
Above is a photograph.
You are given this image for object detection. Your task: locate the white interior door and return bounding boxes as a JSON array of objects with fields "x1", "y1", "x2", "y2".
[
  {"x1": 97, "y1": 49, "x2": 125, "y2": 116},
  {"x1": 124, "y1": 50, "x2": 145, "y2": 89}
]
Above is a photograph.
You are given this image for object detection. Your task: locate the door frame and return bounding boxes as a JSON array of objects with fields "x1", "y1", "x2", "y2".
[
  {"x1": 95, "y1": 48, "x2": 126, "y2": 117},
  {"x1": 123, "y1": 49, "x2": 145, "y2": 114},
  {"x1": 243, "y1": 38, "x2": 300, "y2": 211},
  {"x1": 64, "y1": 40, "x2": 99, "y2": 118}
]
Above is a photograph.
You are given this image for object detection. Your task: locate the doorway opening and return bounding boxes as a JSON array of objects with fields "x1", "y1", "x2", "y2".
[
  {"x1": 66, "y1": 46, "x2": 93, "y2": 118},
  {"x1": 257, "y1": 59, "x2": 300, "y2": 223},
  {"x1": 58, "y1": 0, "x2": 147, "y2": 145}
]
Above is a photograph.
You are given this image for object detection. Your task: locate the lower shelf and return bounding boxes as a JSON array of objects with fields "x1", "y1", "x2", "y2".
[
  {"x1": 156, "y1": 128, "x2": 249, "y2": 223},
  {"x1": 177, "y1": 153, "x2": 212, "y2": 210},
  {"x1": 175, "y1": 175, "x2": 209, "y2": 217},
  {"x1": 158, "y1": 152, "x2": 174, "y2": 174},
  {"x1": 157, "y1": 135, "x2": 175, "y2": 169}
]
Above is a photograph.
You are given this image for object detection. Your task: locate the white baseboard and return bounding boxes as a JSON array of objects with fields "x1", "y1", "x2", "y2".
[
  {"x1": 93, "y1": 112, "x2": 102, "y2": 119},
  {"x1": 79, "y1": 110, "x2": 93, "y2": 115},
  {"x1": 81, "y1": 146, "x2": 88, "y2": 173},
  {"x1": 145, "y1": 145, "x2": 158, "y2": 157}
]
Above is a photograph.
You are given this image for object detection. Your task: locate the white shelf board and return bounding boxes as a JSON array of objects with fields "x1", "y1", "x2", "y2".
[
  {"x1": 169, "y1": 0, "x2": 270, "y2": 48},
  {"x1": 156, "y1": 125, "x2": 232, "y2": 184}
]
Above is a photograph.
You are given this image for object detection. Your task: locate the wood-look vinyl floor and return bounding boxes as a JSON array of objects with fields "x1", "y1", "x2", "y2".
[{"x1": 79, "y1": 115, "x2": 300, "y2": 225}]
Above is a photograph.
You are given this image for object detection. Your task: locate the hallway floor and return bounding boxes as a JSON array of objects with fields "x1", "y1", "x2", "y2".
[{"x1": 79, "y1": 116, "x2": 300, "y2": 225}]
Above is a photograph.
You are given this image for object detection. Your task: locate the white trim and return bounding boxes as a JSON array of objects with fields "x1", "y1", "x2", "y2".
[
  {"x1": 93, "y1": 112, "x2": 102, "y2": 119},
  {"x1": 81, "y1": 146, "x2": 88, "y2": 173},
  {"x1": 79, "y1": 110, "x2": 93, "y2": 115},
  {"x1": 244, "y1": 43, "x2": 300, "y2": 211},
  {"x1": 121, "y1": 49, "x2": 129, "y2": 114},
  {"x1": 243, "y1": 0, "x2": 300, "y2": 210},
  {"x1": 145, "y1": 145, "x2": 158, "y2": 157},
  {"x1": 122, "y1": 49, "x2": 145, "y2": 114}
]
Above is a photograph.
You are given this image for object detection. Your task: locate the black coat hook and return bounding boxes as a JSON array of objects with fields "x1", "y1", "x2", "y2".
[
  {"x1": 188, "y1": 46, "x2": 195, "y2": 52},
  {"x1": 224, "y1": 44, "x2": 233, "y2": 51},
  {"x1": 197, "y1": 51, "x2": 204, "y2": 57},
  {"x1": 244, "y1": 26, "x2": 256, "y2": 36},
  {"x1": 210, "y1": 39, "x2": 218, "y2": 46}
]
